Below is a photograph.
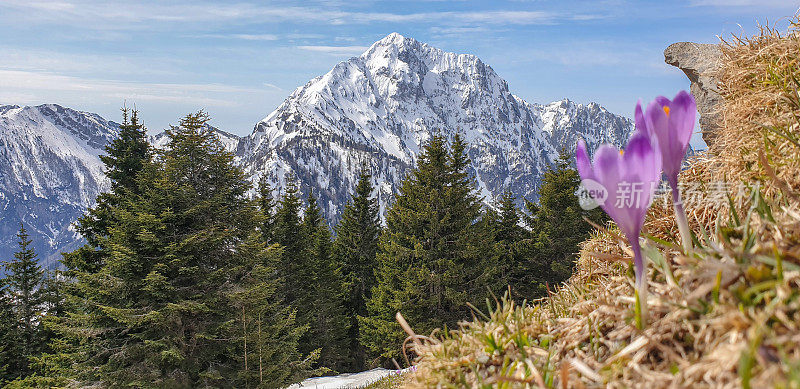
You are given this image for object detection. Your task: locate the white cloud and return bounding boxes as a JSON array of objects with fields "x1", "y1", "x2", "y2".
[
  {"x1": 0, "y1": 1, "x2": 575, "y2": 28},
  {"x1": 0, "y1": 91, "x2": 39, "y2": 105},
  {"x1": 0, "y1": 69, "x2": 262, "y2": 106},
  {"x1": 0, "y1": 47, "x2": 178, "y2": 77},
  {"x1": 296, "y1": 45, "x2": 369, "y2": 55},
  {"x1": 286, "y1": 33, "x2": 326, "y2": 39},
  {"x1": 447, "y1": 10, "x2": 555, "y2": 24},
  {"x1": 8, "y1": 0, "x2": 75, "y2": 11},
  {"x1": 430, "y1": 26, "x2": 492, "y2": 35},
  {"x1": 262, "y1": 82, "x2": 283, "y2": 91},
  {"x1": 511, "y1": 44, "x2": 672, "y2": 76},
  {"x1": 206, "y1": 34, "x2": 279, "y2": 41},
  {"x1": 690, "y1": 0, "x2": 799, "y2": 7}
]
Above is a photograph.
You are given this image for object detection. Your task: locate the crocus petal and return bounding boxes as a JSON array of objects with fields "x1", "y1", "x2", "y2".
[
  {"x1": 634, "y1": 101, "x2": 648, "y2": 136},
  {"x1": 645, "y1": 98, "x2": 680, "y2": 178},
  {"x1": 645, "y1": 99, "x2": 669, "y2": 141},
  {"x1": 590, "y1": 145, "x2": 628, "y2": 233},
  {"x1": 623, "y1": 132, "x2": 662, "y2": 209},
  {"x1": 655, "y1": 96, "x2": 671, "y2": 109},
  {"x1": 639, "y1": 91, "x2": 696, "y2": 183},
  {"x1": 593, "y1": 144, "x2": 623, "y2": 194},
  {"x1": 668, "y1": 90, "x2": 696, "y2": 149},
  {"x1": 624, "y1": 132, "x2": 662, "y2": 181},
  {"x1": 574, "y1": 132, "x2": 661, "y2": 243},
  {"x1": 575, "y1": 139, "x2": 593, "y2": 181}
]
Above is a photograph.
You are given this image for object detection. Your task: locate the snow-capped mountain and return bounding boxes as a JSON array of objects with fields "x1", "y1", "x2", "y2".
[
  {"x1": 0, "y1": 105, "x2": 242, "y2": 266},
  {"x1": 239, "y1": 33, "x2": 632, "y2": 222},
  {"x1": 0, "y1": 33, "x2": 633, "y2": 265},
  {"x1": 0, "y1": 104, "x2": 119, "y2": 267}
]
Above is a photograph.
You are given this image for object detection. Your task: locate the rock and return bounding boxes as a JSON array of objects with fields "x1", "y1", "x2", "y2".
[{"x1": 664, "y1": 42, "x2": 723, "y2": 145}]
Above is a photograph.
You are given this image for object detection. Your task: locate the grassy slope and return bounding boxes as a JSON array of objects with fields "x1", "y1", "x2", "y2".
[
  {"x1": 402, "y1": 18, "x2": 800, "y2": 388},
  {"x1": 361, "y1": 373, "x2": 407, "y2": 389}
]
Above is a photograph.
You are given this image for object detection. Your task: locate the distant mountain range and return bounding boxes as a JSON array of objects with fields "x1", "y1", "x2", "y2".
[
  {"x1": 0, "y1": 33, "x2": 632, "y2": 266},
  {"x1": 0, "y1": 104, "x2": 119, "y2": 267}
]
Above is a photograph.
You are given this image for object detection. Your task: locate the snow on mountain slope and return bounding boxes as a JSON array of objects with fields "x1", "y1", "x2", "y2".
[
  {"x1": 240, "y1": 33, "x2": 632, "y2": 223},
  {"x1": 0, "y1": 33, "x2": 634, "y2": 265},
  {"x1": 0, "y1": 104, "x2": 119, "y2": 267}
]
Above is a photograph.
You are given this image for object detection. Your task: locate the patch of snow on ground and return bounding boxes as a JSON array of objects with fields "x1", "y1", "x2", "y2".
[{"x1": 287, "y1": 368, "x2": 406, "y2": 389}]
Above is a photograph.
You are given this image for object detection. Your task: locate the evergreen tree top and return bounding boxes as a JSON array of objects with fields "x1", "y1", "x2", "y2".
[
  {"x1": 70, "y1": 107, "x2": 154, "y2": 272},
  {"x1": 258, "y1": 176, "x2": 275, "y2": 205},
  {"x1": 162, "y1": 111, "x2": 225, "y2": 156},
  {"x1": 334, "y1": 166, "x2": 380, "y2": 246},
  {"x1": 159, "y1": 111, "x2": 249, "y2": 200},
  {"x1": 100, "y1": 107, "x2": 151, "y2": 193},
  {"x1": 3, "y1": 224, "x2": 43, "y2": 292},
  {"x1": 449, "y1": 133, "x2": 470, "y2": 174},
  {"x1": 303, "y1": 191, "x2": 325, "y2": 233},
  {"x1": 353, "y1": 165, "x2": 375, "y2": 201}
]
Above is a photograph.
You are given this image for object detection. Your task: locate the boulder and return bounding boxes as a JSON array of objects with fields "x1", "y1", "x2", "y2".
[{"x1": 664, "y1": 42, "x2": 723, "y2": 145}]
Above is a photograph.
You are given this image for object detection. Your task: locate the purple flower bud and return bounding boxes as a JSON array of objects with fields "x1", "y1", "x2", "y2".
[
  {"x1": 576, "y1": 133, "x2": 661, "y2": 242},
  {"x1": 576, "y1": 132, "x2": 661, "y2": 293},
  {"x1": 635, "y1": 91, "x2": 696, "y2": 188},
  {"x1": 635, "y1": 90, "x2": 697, "y2": 253}
]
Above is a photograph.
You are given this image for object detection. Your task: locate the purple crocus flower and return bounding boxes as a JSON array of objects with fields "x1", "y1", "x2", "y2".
[
  {"x1": 576, "y1": 132, "x2": 662, "y2": 327},
  {"x1": 635, "y1": 91, "x2": 697, "y2": 252}
]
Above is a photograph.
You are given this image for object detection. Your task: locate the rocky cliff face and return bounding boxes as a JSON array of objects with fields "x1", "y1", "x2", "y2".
[
  {"x1": 664, "y1": 42, "x2": 723, "y2": 145},
  {"x1": 1, "y1": 33, "x2": 634, "y2": 265}
]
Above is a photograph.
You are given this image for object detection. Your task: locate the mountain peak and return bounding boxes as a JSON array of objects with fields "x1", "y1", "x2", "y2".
[
  {"x1": 0, "y1": 104, "x2": 21, "y2": 115},
  {"x1": 245, "y1": 34, "x2": 633, "y2": 224},
  {"x1": 375, "y1": 32, "x2": 409, "y2": 46},
  {"x1": 361, "y1": 32, "x2": 481, "y2": 67},
  {"x1": 360, "y1": 32, "x2": 426, "y2": 62}
]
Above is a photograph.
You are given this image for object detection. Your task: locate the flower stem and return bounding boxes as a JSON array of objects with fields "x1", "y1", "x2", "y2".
[
  {"x1": 631, "y1": 237, "x2": 648, "y2": 329},
  {"x1": 671, "y1": 183, "x2": 693, "y2": 254}
]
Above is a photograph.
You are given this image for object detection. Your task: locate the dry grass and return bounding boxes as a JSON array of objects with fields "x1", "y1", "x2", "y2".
[
  {"x1": 713, "y1": 18, "x2": 800, "y2": 197},
  {"x1": 361, "y1": 372, "x2": 408, "y2": 389},
  {"x1": 402, "y1": 16, "x2": 800, "y2": 389}
]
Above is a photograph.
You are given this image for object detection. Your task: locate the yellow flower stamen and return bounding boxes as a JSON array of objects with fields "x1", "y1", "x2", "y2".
[
  {"x1": 619, "y1": 150, "x2": 624, "y2": 156},
  {"x1": 663, "y1": 106, "x2": 670, "y2": 116}
]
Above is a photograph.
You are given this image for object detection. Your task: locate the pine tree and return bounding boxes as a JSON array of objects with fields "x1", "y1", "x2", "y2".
[
  {"x1": 5, "y1": 269, "x2": 72, "y2": 388},
  {"x1": 360, "y1": 135, "x2": 494, "y2": 362},
  {"x1": 12, "y1": 108, "x2": 153, "y2": 387},
  {"x1": 496, "y1": 191, "x2": 524, "y2": 244},
  {"x1": 65, "y1": 108, "x2": 151, "y2": 273},
  {"x1": 257, "y1": 177, "x2": 277, "y2": 245},
  {"x1": 0, "y1": 278, "x2": 19, "y2": 385},
  {"x1": 229, "y1": 237, "x2": 316, "y2": 388},
  {"x1": 446, "y1": 134, "x2": 499, "y2": 298},
  {"x1": 1, "y1": 225, "x2": 46, "y2": 378},
  {"x1": 516, "y1": 152, "x2": 606, "y2": 298},
  {"x1": 273, "y1": 178, "x2": 308, "y2": 308},
  {"x1": 100, "y1": 108, "x2": 151, "y2": 193},
  {"x1": 301, "y1": 192, "x2": 350, "y2": 371},
  {"x1": 333, "y1": 167, "x2": 381, "y2": 370},
  {"x1": 54, "y1": 112, "x2": 314, "y2": 387},
  {"x1": 489, "y1": 192, "x2": 526, "y2": 293},
  {"x1": 302, "y1": 191, "x2": 324, "y2": 241}
]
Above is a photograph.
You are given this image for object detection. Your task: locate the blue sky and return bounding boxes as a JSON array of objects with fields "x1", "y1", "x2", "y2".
[{"x1": 1, "y1": 0, "x2": 798, "y2": 148}]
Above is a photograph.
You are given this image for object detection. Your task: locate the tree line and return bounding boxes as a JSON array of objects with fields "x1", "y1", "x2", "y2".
[{"x1": 0, "y1": 110, "x2": 603, "y2": 387}]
